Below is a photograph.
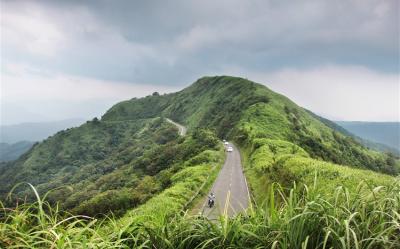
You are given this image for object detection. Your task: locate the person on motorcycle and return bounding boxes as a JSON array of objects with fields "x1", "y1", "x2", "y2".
[{"x1": 208, "y1": 193, "x2": 215, "y2": 208}]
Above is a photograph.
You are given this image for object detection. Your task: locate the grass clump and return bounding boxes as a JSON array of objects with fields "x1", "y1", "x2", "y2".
[
  {"x1": 2, "y1": 179, "x2": 398, "y2": 248},
  {"x1": 0, "y1": 183, "x2": 127, "y2": 248},
  {"x1": 114, "y1": 179, "x2": 400, "y2": 249}
]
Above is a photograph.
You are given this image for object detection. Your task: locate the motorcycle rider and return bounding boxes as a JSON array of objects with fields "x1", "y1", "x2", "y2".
[{"x1": 208, "y1": 192, "x2": 216, "y2": 208}]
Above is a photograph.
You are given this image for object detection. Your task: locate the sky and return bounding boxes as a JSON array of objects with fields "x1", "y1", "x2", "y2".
[{"x1": 1, "y1": 0, "x2": 399, "y2": 125}]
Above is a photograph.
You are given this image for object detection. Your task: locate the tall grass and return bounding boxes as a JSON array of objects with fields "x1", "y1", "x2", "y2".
[
  {"x1": 0, "y1": 183, "x2": 127, "y2": 248},
  {"x1": 2, "y1": 179, "x2": 399, "y2": 248}
]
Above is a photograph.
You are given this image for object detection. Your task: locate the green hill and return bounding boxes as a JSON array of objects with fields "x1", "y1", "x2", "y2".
[
  {"x1": 102, "y1": 76, "x2": 399, "y2": 205},
  {"x1": 0, "y1": 117, "x2": 222, "y2": 216},
  {"x1": 105, "y1": 76, "x2": 398, "y2": 174},
  {"x1": 1, "y1": 76, "x2": 398, "y2": 213},
  {"x1": 1, "y1": 76, "x2": 399, "y2": 248}
]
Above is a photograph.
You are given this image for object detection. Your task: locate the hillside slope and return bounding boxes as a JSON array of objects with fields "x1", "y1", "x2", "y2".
[
  {"x1": 0, "y1": 117, "x2": 222, "y2": 216},
  {"x1": 1, "y1": 76, "x2": 398, "y2": 217},
  {"x1": 104, "y1": 76, "x2": 398, "y2": 174},
  {"x1": 2, "y1": 76, "x2": 399, "y2": 249}
]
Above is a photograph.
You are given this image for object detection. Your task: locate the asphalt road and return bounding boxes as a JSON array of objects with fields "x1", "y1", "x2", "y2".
[
  {"x1": 201, "y1": 142, "x2": 250, "y2": 219},
  {"x1": 166, "y1": 118, "x2": 187, "y2": 136},
  {"x1": 166, "y1": 118, "x2": 250, "y2": 218}
]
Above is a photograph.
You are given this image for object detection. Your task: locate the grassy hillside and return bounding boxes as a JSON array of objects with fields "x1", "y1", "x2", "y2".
[
  {"x1": 102, "y1": 75, "x2": 399, "y2": 206},
  {"x1": 1, "y1": 76, "x2": 399, "y2": 248},
  {"x1": 104, "y1": 76, "x2": 398, "y2": 175},
  {"x1": 0, "y1": 116, "x2": 222, "y2": 217}
]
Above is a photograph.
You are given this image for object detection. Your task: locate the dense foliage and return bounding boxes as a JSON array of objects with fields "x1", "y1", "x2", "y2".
[
  {"x1": 103, "y1": 76, "x2": 399, "y2": 175},
  {"x1": 0, "y1": 117, "x2": 221, "y2": 217}
]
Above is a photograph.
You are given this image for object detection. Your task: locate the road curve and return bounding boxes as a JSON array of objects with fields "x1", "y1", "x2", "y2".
[
  {"x1": 201, "y1": 142, "x2": 250, "y2": 219},
  {"x1": 166, "y1": 118, "x2": 187, "y2": 136},
  {"x1": 165, "y1": 118, "x2": 250, "y2": 218}
]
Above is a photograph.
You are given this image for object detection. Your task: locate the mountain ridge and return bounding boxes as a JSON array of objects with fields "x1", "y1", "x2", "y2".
[{"x1": 1, "y1": 76, "x2": 398, "y2": 217}]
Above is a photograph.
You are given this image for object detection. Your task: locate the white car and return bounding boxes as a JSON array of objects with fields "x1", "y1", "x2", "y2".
[
  {"x1": 227, "y1": 146, "x2": 233, "y2": 152},
  {"x1": 224, "y1": 141, "x2": 229, "y2": 146}
]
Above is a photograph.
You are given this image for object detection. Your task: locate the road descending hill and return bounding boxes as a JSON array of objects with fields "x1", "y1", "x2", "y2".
[
  {"x1": 166, "y1": 118, "x2": 187, "y2": 136},
  {"x1": 201, "y1": 142, "x2": 249, "y2": 219},
  {"x1": 165, "y1": 120, "x2": 248, "y2": 218}
]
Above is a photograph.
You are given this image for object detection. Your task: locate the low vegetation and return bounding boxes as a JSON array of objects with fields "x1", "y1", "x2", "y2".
[
  {"x1": 2, "y1": 178, "x2": 398, "y2": 248},
  {"x1": 0, "y1": 117, "x2": 222, "y2": 218},
  {"x1": 1, "y1": 76, "x2": 399, "y2": 248}
]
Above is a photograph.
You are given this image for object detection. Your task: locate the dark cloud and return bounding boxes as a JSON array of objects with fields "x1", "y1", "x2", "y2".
[
  {"x1": 3, "y1": 0, "x2": 399, "y2": 85},
  {"x1": 2, "y1": 0, "x2": 399, "y2": 123}
]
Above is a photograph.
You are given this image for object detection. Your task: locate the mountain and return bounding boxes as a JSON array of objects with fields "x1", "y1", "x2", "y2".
[
  {"x1": 0, "y1": 118, "x2": 85, "y2": 143},
  {"x1": 104, "y1": 76, "x2": 397, "y2": 172},
  {"x1": 306, "y1": 112, "x2": 400, "y2": 155},
  {"x1": 336, "y1": 121, "x2": 400, "y2": 150},
  {"x1": 1, "y1": 76, "x2": 398, "y2": 217},
  {"x1": 0, "y1": 141, "x2": 35, "y2": 162}
]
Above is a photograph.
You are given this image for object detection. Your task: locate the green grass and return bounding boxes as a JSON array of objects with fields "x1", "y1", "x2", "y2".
[
  {"x1": 242, "y1": 137, "x2": 398, "y2": 205},
  {"x1": 1, "y1": 75, "x2": 399, "y2": 248},
  {"x1": 2, "y1": 179, "x2": 399, "y2": 248},
  {"x1": 0, "y1": 146, "x2": 224, "y2": 248}
]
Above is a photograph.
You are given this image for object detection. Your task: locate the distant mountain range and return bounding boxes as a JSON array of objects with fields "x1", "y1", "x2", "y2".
[
  {"x1": 336, "y1": 121, "x2": 399, "y2": 153},
  {"x1": 0, "y1": 141, "x2": 35, "y2": 162},
  {"x1": 0, "y1": 118, "x2": 85, "y2": 144},
  {"x1": 0, "y1": 118, "x2": 85, "y2": 162}
]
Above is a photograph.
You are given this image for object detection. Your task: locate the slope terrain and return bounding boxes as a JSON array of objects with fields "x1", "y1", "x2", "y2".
[
  {"x1": 1, "y1": 76, "x2": 399, "y2": 212},
  {"x1": 105, "y1": 76, "x2": 398, "y2": 173},
  {"x1": 1, "y1": 76, "x2": 399, "y2": 248},
  {"x1": 0, "y1": 117, "x2": 222, "y2": 216}
]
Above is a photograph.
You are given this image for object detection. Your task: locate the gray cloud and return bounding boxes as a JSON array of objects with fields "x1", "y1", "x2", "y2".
[{"x1": 1, "y1": 0, "x2": 399, "y2": 123}]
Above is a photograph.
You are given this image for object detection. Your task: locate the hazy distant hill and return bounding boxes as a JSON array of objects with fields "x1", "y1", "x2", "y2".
[
  {"x1": 0, "y1": 118, "x2": 85, "y2": 143},
  {"x1": 0, "y1": 141, "x2": 35, "y2": 162},
  {"x1": 336, "y1": 121, "x2": 399, "y2": 150}
]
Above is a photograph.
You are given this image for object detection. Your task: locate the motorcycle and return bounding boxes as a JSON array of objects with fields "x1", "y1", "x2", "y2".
[{"x1": 208, "y1": 198, "x2": 215, "y2": 208}]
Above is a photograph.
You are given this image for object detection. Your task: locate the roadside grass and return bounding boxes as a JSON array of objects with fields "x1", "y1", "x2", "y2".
[
  {"x1": 2, "y1": 179, "x2": 398, "y2": 248},
  {"x1": 241, "y1": 137, "x2": 397, "y2": 205}
]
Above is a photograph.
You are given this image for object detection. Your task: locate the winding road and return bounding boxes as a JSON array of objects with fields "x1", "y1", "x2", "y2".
[
  {"x1": 200, "y1": 142, "x2": 250, "y2": 219},
  {"x1": 167, "y1": 118, "x2": 250, "y2": 218},
  {"x1": 166, "y1": 118, "x2": 187, "y2": 136}
]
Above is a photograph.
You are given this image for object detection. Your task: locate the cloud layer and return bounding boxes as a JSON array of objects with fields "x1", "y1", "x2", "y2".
[{"x1": 1, "y1": 0, "x2": 399, "y2": 124}]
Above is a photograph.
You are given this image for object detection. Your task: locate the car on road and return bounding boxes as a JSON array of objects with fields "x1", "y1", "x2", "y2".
[
  {"x1": 227, "y1": 146, "x2": 233, "y2": 152},
  {"x1": 224, "y1": 141, "x2": 229, "y2": 146}
]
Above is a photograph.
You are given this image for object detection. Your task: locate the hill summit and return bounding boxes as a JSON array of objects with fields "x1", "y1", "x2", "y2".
[
  {"x1": 0, "y1": 76, "x2": 398, "y2": 216},
  {"x1": 104, "y1": 76, "x2": 397, "y2": 173}
]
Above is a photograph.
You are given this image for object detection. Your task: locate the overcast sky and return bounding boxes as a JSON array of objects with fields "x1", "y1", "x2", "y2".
[{"x1": 1, "y1": 0, "x2": 399, "y2": 125}]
